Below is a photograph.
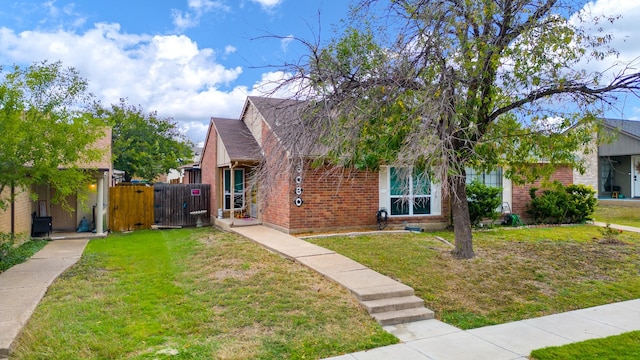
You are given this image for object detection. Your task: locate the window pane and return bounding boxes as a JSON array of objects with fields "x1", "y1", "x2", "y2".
[
  {"x1": 234, "y1": 194, "x2": 243, "y2": 209},
  {"x1": 413, "y1": 175, "x2": 430, "y2": 195},
  {"x1": 390, "y1": 168, "x2": 404, "y2": 196},
  {"x1": 234, "y1": 169, "x2": 244, "y2": 192},
  {"x1": 224, "y1": 194, "x2": 231, "y2": 210},
  {"x1": 391, "y1": 197, "x2": 409, "y2": 215},
  {"x1": 224, "y1": 169, "x2": 230, "y2": 192},
  {"x1": 413, "y1": 197, "x2": 431, "y2": 214}
]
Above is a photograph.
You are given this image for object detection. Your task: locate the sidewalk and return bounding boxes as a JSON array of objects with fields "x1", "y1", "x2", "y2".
[
  {"x1": 231, "y1": 224, "x2": 640, "y2": 360},
  {"x1": 0, "y1": 239, "x2": 89, "y2": 358}
]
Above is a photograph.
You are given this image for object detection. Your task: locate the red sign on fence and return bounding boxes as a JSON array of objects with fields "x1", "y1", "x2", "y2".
[{"x1": 191, "y1": 189, "x2": 201, "y2": 196}]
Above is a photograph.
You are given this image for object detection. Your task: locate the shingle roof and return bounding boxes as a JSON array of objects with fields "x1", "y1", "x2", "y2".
[
  {"x1": 247, "y1": 96, "x2": 325, "y2": 157},
  {"x1": 211, "y1": 117, "x2": 262, "y2": 162},
  {"x1": 603, "y1": 118, "x2": 640, "y2": 140}
]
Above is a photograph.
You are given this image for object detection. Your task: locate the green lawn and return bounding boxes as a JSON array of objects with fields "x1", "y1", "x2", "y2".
[
  {"x1": 594, "y1": 203, "x2": 640, "y2": 228},
  {"x1": 307, "y1": 225, "x2": 640, "y2": 329},
  {"x1": 531, "y1": 330, "x2": 640, "y2": 359},
  {"x1": 11, "y1": 228, "x2": 396, "y2": 359}
]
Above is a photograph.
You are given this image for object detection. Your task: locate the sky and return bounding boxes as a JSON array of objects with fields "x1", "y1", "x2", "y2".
[{"x1": 0, "y1": 0, "x2": 638, "y2": 145}]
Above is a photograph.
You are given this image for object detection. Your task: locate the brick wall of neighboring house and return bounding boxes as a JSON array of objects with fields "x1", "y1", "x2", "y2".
[
  {"x1": 200, "y1": 120, "x2": 218, "y2": 224},
  {"x1": 511, "y1": 165, "x2": 574, "y2": 219},
  {"x1": 0, "y1": 186, "x2": 33, "y2": 237}
]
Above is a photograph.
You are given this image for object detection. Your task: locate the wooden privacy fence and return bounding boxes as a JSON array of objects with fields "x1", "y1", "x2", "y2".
[
  {"x1": 109, "y1": 185, "x2": 154, "y2": 232},
  {"x1": 109, "y1": 184, "x2": 210, "y2": 232},
  {"x1": 153, "y1": 184, "x2": 210, "y2": 228}
]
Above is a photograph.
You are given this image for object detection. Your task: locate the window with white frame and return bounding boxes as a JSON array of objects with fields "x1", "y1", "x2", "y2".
[
  {"x1": 465, "y1": 167, "x2": 503, "y2": 189},
  {"x1": 389, "y1": 167, "x2": 434, "y2": 216},
  {"x1": 223, "y1": 168, "x2": 244, "y2": 210}
]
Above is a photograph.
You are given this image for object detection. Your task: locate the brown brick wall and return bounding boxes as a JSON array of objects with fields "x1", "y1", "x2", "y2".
[
  {"x1": 259, "y1": 121, "x2": 291, "y2": 230},
  {"x1": 201, "y1": 120, "x2": 219, "y2": 223},
  {"x1": 0, "y1": 186, "x2": 34, "y2": 236},
  {"x1": 287, "y1": 167, "x2": 379, "y2": 233},
  {"x1": 511, "y1": 165, "x2": 574, "y2": 218}
]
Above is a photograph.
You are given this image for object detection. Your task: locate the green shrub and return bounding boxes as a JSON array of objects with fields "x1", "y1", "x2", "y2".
[
  {"x1": 565, "y1": 184, "x2": 597, "y2": 223},
  {"x1": 466, "y1": 180, "x2": 502, "y2": 225},
  {"x1": 0, "y1": 234, "x2": 47, "y2": 273},
  {"x1": 527, "y1": 182, "x2": 596, "y2": 224}
]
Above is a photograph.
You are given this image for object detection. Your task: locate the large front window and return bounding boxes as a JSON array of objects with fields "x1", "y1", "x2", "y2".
[
  {"x1": 224, "y1": 168, "x2": 244, "y2": 210},
  {"x1": 390, "y1": 167, "x2": 432, "y2": 215}
]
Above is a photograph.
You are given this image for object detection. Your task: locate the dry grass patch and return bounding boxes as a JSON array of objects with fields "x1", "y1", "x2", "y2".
[{"x1": 308, "y1": 225, "x2": 640, "y2": 329}]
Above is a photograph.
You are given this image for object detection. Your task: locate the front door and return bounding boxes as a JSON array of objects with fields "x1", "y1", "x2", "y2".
[{"x1": 633, "y1": 156, "x2": 640, "y2": 198}]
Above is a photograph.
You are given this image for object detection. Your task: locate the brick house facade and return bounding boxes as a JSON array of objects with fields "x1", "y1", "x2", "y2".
[
  {"x1": 201, "y1": 96, "x2": 593, "y2": 234},
  {"x1": 201, "y1": 97, "x2": 450, "y2": 234}
]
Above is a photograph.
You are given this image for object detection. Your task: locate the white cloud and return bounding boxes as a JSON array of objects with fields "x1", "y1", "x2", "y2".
[
  {"x1": 224, "y1": 45, "x2": 237, "y2": 55},
  {"x1": 172, "y1": 0, "x2": 229, "y2": 32},
  {"x1": 0, "y1": 23, "x2": 250, "y2": 143},
  {"x1": 280, "y1": 35, "x2": 294, "y2": 53},
  {"x1": 571, "y1": 1, "x2": 640, "y2": 71},
  {"x1": 571, "y1": 0, "x2": 640, "y2": 119},
  {"x1": 251, "y1": 0, "x2": 284, "y2": 9}
]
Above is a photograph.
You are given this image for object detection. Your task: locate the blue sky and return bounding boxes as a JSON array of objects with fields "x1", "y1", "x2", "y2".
[{"x1": 0, "y1": 0, "x2": 638, "y2": 145}]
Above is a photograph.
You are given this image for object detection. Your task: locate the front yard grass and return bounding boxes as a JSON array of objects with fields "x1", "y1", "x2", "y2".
[
  {"x1": 594, "y1": 203, "x2": 640, "y2": 228},
  {"x1": 307, "y1": 225, "x2": 640, "y2": 329},
  {"x1": 11, "y1": 228, "x2": 396, "y2": 359},
  {"x1": 530, "y1": 330, "x2": 640, "y2": 359}
]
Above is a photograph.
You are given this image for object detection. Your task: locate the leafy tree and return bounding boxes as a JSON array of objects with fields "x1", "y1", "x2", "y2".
[
  {"x1": 0, "y1": 61, "x2": 106, "y2": 236},
  {"x1": 275, "y1": 0, "x2": 640, "y2": 259},
  {"x1": 95, "y1": 99, "x2": 193, "y2": 182}
]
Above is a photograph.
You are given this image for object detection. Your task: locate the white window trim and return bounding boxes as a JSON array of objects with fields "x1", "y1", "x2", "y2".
[{"x1": 379, "y1": 166, "x2": 441, "y2": 217}]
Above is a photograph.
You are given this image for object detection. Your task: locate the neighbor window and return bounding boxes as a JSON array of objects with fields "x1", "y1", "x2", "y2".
[
  {"x1": 389, "y1": 167, "x2": 432, "y2": 216},
  {"x1": 465, "y1": 167, "x2": 503, "y2": 188}
]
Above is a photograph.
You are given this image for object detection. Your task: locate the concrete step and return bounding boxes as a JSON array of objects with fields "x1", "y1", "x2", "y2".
[
  {"x1": 352, "y1": 283, "x2": 415, "y2": 301},
  {"x1": 361, "y1": 295, "x2": 425, "y2": 314},
  {"x1": 372, "y1": 307, "x2": 435, "y2": 326}
]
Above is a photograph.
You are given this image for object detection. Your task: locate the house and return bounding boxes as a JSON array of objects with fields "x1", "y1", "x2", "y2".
[
  {"x1": 201, "y1": 96, "x2": 445, "y2": 234},
  {"x1": 0, "y1": 128, "x2": 112, "y2": 237},
  {"x1": 591, "y1": 118, "x2": 640, "y2": 199},
  {"x1": 168, "y1": 146, "x2": 203, "y2": 184},
  {"x1": 200, "y1": 96, "x2": 584, "y2": 234}
]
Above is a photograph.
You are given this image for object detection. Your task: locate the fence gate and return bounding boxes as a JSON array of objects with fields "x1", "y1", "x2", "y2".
[
  {"x1": 153, "y1": 184, "x2": 210, "y2": 227},
  {"x1": 109, "y1": 185, "x2": 154, "y2": 232}
]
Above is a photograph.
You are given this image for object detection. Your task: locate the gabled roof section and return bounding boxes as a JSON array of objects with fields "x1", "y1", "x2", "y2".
[
  {"x1": 603, "y1": 118, "x2": 640, "y2": 141},
  {"x1": 211, "y1": 117, "x2": 262, "y2": 162},
  {"x1": 246, "y1": 96, "x2": 325, "y2": 157},
  {"x1": 247, "y1": 96, "x2": 307, "y2": 132}
]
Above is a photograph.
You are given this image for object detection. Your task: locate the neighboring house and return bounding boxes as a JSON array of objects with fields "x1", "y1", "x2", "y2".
[
  {"x1": 591, "y1": 118, "x2": 640, "y2": 199},
  {"x1": 200, "y1": 96, "x2": 583, "y2": 234},
  {"x1": 0, "y1": 128, "x2": 112, "y2": 236},
  {"x1": 168, "y1": 146, "x2": 203, "y2": 184}
]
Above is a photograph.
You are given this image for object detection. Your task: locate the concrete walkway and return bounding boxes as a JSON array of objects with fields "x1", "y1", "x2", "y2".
[
  {"x1": 0, "y1": 239, "x2": 89, "y2": 358},
  {"x1": 230, "y1": 224, "x2": 640, "y2": 360}
]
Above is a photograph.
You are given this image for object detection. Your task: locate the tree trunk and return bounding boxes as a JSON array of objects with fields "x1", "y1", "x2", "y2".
[{"x1": 451, "y1": 175, "x2": 474, "y2": 259}]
